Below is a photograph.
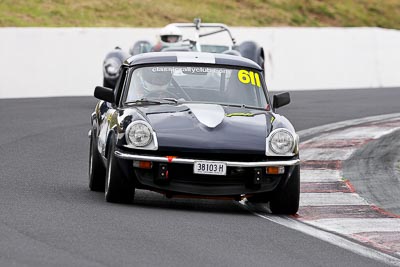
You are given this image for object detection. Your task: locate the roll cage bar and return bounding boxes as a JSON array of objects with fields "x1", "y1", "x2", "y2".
[{"x1": 169, "y1": 18, "x2": 236, "y2": 46}]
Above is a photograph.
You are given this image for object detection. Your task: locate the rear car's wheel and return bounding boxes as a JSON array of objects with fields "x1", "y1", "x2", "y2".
[
  {"x1": 105, "y1": 136, "x2": 135, "y2": 203},
  {"x1": 269, "y1": 165, "x2": 300, "y2": 215},
  {"x1": 89, "y1": 128, "x2": 106, "y2": 192}
]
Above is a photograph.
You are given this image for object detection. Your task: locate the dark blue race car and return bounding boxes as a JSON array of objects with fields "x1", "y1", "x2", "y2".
[{"x1": 89, "y1": 51, "x2": 300, "y2": 214}]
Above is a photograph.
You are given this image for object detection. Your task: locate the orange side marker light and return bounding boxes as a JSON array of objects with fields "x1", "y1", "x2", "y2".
[
  {"x1": 266, "y1": 166, "x2": 285, "y2": 174},
  {"x1": 133, "y1": 161, "x2": 153, "y2": 169}
]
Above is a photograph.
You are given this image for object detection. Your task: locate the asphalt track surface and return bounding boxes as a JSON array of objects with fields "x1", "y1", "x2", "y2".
[
  {"x1": 344, "y1": 129, "x2": 400, "y2": 215},
  {"x1": 0, "y1": 88, "x2": 399, "y2": 267}
]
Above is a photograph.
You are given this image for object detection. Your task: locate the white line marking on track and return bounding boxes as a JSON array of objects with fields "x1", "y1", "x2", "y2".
[
  {"x1": 297, "y1": 113, "x2": 400, "y2": 139},
  {"x1": 300, "y1": 148, "x2": 355, "y2": 161},
  {"x1": 306, "y1": 218, "x2": 400, "y2": 234},
  {"x1": 300, "y1": 193, "x2": 369, "y2": 206},
  {"x1": 300, "y1": 169, "x2": 342, "y2": 182},
  {"x1": 239, "y1": 201, "x2": 400, "y2": 266},
  {"x1": 316, "y1": 127, "x2": 400, "y2": 140}
]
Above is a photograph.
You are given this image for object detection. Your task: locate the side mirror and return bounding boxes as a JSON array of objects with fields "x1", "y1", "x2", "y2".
[
  {"x1": 273, "y1": 92, "x2": 291, "y2": 109},
  {"x1": 94, "y1": 86, "x2": 115, "y2": 104}
]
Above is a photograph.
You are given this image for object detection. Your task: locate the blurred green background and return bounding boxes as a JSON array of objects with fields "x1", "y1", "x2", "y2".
[{"x1": 0, "y1": 0, "x2": 399, "y2": 28}]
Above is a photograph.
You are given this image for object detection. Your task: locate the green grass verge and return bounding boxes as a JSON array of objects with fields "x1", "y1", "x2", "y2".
[{"x1": 0, "y1": 0, "x2": 399, "y2": 29}]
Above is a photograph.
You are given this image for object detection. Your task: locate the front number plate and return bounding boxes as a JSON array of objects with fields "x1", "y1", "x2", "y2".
[{"x1": 193, "y1": 161, "x2": 227, "y2": 176}]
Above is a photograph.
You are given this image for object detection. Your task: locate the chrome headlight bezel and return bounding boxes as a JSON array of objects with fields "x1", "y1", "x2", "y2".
[
  {"x1": 266, "y1": 128, "x2": 298, "y2": 156},
  {"x1": 125, "y1": 121, "x2": 158, "y2": 150}
]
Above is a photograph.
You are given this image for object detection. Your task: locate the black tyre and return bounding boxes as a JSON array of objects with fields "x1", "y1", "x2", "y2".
[
  {"x1": 89, "y1": 128, "x2": 106, "y2": 192},
  {"x1": 105, "y1": 136, "x2": 135, "y2": 203},
  {"x1": 269, "y1": 165, "x2": 300, "y2": 215}
]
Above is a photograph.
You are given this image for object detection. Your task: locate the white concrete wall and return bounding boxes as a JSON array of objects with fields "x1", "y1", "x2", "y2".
[{"x1": 0, "y1": 27, "x2": 399, "y2": 98}]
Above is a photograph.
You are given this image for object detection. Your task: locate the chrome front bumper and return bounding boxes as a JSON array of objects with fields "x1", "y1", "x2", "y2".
[{"x1": 114, "y1": 151, "x2": 300, "y2": 168}]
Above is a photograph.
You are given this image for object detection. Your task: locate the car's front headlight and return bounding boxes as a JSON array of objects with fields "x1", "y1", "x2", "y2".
[
  {"x1": 125, "y1": 121, "x2": 157, "y2": 149},
  {"x1": 266, "y1": 128, "x2": 297, "y2": 156}
]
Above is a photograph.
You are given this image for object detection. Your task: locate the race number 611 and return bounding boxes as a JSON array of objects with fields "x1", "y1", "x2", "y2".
[{"x1": 238, "y1": 70, "x2": 261, "y2": 87}]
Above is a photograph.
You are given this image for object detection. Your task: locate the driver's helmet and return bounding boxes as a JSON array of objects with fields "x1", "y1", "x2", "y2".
[
  {"x1": 159, "y1": 25, "x2": 183, "y2": 45},
  {"x1": 141, "y1": 68, "x2": 173, "y2": 93}
]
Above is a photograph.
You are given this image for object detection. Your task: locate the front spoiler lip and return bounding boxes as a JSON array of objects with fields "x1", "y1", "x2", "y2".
[{"x1": 114, "y1": 151, "x2": 300, "y2": 167}]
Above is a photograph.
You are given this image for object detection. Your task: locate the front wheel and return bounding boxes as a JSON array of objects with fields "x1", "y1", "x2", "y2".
[
  {"x1": 269, "y1": 165, "x2": 300, "y2": 215},
  {"x1": 105, "y1": 136, "x2": 135, "y2": 203},
  {"x1": 89, "y1": 128, "x2": 106, "y2": 192}
]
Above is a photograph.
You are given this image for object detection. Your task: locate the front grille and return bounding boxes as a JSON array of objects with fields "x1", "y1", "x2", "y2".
[
  {"x1": 134, "y1": 162, "x2": 285, "y2": 195},
  {"x1": 169, "y1": 164, "x2": 248, "y2": 186}
]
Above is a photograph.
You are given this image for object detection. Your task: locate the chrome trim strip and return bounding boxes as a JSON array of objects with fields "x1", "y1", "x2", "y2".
[
  {"x1": 90, "y1": 112, "x2": 96, "y2": 125},
  {"x1": 114, "y1": 151, "x2": 300, "y2": 167}
]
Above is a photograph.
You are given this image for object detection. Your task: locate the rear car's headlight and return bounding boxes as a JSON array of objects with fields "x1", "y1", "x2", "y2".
[
  {"x1": 126, "y1": 121, "x2": 153, "y2": 147},
  {"x1": 267, "y1": 129, "x2": 297, "y2": 156},
  {"x1": 103, "y1": 57, "x2": 120, "y2": 78}
]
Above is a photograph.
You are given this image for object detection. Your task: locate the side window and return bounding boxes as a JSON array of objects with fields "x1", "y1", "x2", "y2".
[
  {"x1": 126, "y1": 69, "x2": 142, "y2": 102},
  {"x1": 115, "y1": 67, "x2": 129, "y2": 107}
]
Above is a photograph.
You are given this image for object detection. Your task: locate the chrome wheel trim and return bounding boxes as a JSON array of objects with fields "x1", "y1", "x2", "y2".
[
  {"x1": 89, "y1": 137, "x2": 94, "y2": 181},
  {"x1": 105, "y1": 147, "x2": 112, "y2": 198}
]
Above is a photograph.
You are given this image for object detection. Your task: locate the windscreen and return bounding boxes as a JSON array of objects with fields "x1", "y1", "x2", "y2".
[{"x1": 125, "y1": 66, "x2": 268, "y2": 108}]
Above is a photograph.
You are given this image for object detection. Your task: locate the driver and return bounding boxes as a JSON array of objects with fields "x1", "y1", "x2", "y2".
[
  {"x1": 141, "y1": 68, "x2": 173, "y2": 95},
  {"x1": 126, "y1": 67, "x2": 174, "y2": 101},
  {"x1": 152, "y1": 25, "x2": 183, "y2": 52}
]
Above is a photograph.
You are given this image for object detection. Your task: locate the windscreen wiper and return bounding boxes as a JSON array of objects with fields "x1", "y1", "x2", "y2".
[
  {"x1": 125, "y1": 98, "x2": 163, "y2": 105},
  {"x1": 162, "y1": 98, "x2": 181, "y2": 103},
  {"x1": 217, "y1": 103, "x2": 266, "y2": 111},
  {"x1": 125, "y1": 98, "x2": 182, "y2": 106}
]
